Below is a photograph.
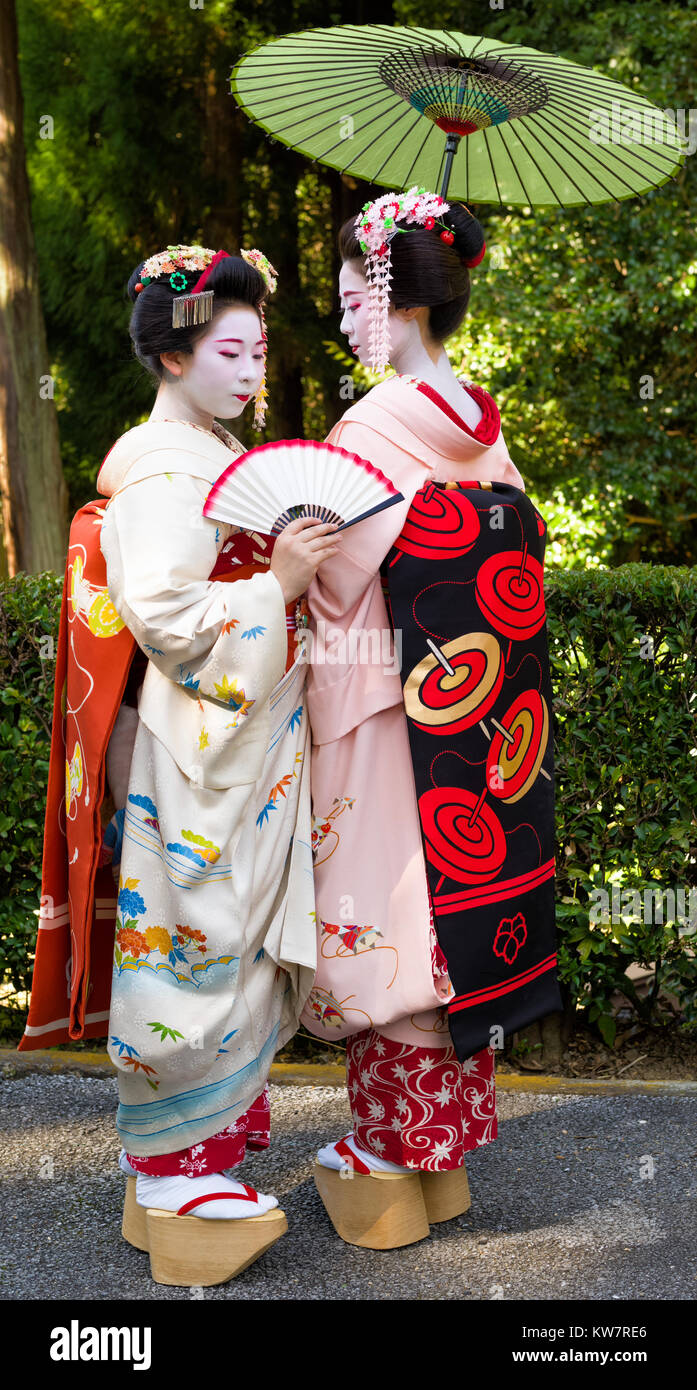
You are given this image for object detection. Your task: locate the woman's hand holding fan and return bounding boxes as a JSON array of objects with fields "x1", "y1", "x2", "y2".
[{"x1": 270, "y1": 516, "x2": 342, "y2": 604}]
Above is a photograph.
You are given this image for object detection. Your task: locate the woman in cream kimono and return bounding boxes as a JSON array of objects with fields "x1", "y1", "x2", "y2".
[
  {"x1": 98, "y1": 244, "x2": 340, "y2": 1281},
  {"x1": 304, "y1": 190, "x2": 531, "y2": 1248}
]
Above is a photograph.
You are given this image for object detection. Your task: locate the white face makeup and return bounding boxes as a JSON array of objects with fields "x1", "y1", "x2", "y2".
[
  {"x1": 162, "y1": 303, "x2": 265, "y2": 420},
  {"x1": 338, "y1": 261, "x2": 373, "y2": 365},
  {"x1": 338, "y1": 259, "x2": 421, "y2": 370}
]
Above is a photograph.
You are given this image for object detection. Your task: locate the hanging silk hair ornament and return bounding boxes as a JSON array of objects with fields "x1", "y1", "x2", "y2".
[
  {"x1": 355, "y1": 186, "x2": 485, "y2": 374},
  {"x1": 240, "y1": 247, "x2": 278, "y2": 431}
]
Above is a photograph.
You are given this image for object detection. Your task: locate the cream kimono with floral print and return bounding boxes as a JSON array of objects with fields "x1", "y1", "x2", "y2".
[{"x1": 97, "y1": 419, "x2": 315, "y2": 1157}]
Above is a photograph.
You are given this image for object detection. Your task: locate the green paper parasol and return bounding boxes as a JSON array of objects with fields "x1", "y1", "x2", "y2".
[{"x1": 231, "y1": 23, "x2": 685, "y2": 206}]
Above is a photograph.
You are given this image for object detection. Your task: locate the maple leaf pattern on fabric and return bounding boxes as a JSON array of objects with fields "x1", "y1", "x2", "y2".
[{"x1": 213, "y1": 674, "x2": 254, "y2": 714}]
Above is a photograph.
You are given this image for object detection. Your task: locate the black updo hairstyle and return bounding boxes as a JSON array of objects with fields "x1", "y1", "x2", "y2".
[
  {"x1": 125, "y1": 253, "x2": 268, "y2": 383},
  {"x1": 339, "y1": 203, "x2": 486, "y2": 342}
]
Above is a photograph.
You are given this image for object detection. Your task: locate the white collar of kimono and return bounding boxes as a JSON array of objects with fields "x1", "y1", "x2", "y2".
[{"x1": 97, "y1": 417, "x2": 243, "y2": 498}]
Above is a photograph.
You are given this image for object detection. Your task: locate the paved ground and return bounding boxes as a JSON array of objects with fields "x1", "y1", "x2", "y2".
[{"x1": 1, "y1": 1070, "x2": 695, "y2": 1301}]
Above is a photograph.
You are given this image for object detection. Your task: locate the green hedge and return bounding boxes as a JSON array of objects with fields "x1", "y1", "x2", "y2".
[
  {"x1": 2, "y1": 563, "x2": 696, "y2": 1045},
  {"x1": 546, "y1": 563, "x2": 697, "y2": 1042},
  {"x1": 0, "y1": 571, "x2": 61, "y2": 1023}
]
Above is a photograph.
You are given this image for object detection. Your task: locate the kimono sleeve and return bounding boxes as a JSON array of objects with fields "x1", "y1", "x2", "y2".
[
  {"x1": 99, "y1": 470, "x2": 288, "y2": 711},
  {"x1": 306, "y1": 417, "x2": 407, "y2": 743}
]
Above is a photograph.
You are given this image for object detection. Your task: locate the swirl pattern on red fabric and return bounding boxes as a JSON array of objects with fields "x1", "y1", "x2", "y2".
[{"x1": 346, "y1": 1028, "x2": 497, "y2": 1171}]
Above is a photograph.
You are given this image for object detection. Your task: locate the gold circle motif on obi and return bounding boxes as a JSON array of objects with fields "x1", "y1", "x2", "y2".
[{"x1": 404, "y1": 631, "x2": 503, "y2": 731}]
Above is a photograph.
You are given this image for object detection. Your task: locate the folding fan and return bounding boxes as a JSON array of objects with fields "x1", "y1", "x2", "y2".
[{"x1": 203, "y1": 439, "x2": 404, "y2": 535}]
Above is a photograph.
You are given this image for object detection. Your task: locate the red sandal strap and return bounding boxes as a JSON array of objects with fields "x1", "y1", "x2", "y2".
[
  {"x1": 176, "y1": 1183, "x2": 259, "y2": 1217},
  {"x1": 334, "y1": 1138, "x2": 371, "y2": 1175}
]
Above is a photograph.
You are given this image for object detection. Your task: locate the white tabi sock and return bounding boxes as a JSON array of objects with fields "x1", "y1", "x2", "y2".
[
  {"x1": 135, "y1": 1171, "x2": 279, "y2": 1219},
  {"x1": 316, "y1": 1132, "x2": 409, "y2": 1174}
]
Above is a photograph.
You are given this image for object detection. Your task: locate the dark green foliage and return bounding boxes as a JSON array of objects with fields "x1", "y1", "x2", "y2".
[
  {"x1": 17, "y1": 0, "x2": 362, "y2": 506},
  {"x1": 0, "y1": 571, "x2": 62, "y2": 1019},
  {"x1": 547, "y1": 563, "x2": 697, "y2": 1044}
]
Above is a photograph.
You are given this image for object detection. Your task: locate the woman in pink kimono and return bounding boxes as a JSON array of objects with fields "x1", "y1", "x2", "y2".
[{"x1": 304, "y1": 188, "x2": 560, "y2": 1248}]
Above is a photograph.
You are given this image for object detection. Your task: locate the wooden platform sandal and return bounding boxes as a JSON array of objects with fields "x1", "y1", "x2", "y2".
[
  {"x1": 419, "y1": 1163, "x2": 471, "y2": 1223},
  {"x1": 122, "y1": 1176, "x2": 149, "y2": 1251},
  {"x1": 122, "y1": 1177, "x2": 287, "y2": 1286},
  {"x1": 312, "y1": 1139, "x2": 430, "y2": 1250}
]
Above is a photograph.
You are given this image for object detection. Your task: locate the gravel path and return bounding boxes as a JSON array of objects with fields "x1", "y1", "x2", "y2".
[{"x1": 1, "y1": 1072, "x2": 694, "y2": 1301}]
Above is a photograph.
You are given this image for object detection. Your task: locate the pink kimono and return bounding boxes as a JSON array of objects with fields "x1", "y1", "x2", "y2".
[{"x1": 304, "y1": 373, "x2": 525, "y2": 1169}]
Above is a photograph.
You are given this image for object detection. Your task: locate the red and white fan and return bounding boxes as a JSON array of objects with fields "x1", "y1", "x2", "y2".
[{"x1": 203, "y1": 438, "x2": 403, "y2": 535}]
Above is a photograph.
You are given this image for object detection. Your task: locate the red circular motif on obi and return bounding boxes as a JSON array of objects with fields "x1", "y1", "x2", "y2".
[
  {"x1": 419, "y1": 786, "x2": 506, "y2": 884},
  {"x1": 475, "y1": 547, "x2": 546, "y2": 640},
  {"x1": 394, "y1": 484, "x2": 480, "y2": 561}
]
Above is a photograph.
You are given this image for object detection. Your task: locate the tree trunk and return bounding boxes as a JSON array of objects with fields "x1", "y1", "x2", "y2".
[
  {"x1": 258, "y1": 146, "x2": 306, "y2": 443},
  {"x1": 0, "y1": 0, "x2": 68, "y2": 578},
  {"x1": 200, "y1": 32, "x2": 243, "y2": 252},
  {"x1": 511, "y1": 1008, "x2": 574, "y2": 1071}
]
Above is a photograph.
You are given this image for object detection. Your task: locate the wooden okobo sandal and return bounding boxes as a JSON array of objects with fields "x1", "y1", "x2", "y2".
[
  {"x1": 122, "y1": 1177, "x2": 149, "y2": 1251},
  {"x1": 312, "y1": 1139, "x2": 430, "y2": 1250},
  {"x1": 122, "y1": 1177, "x2": 287, "y2": 1286},
  {"x1": 419, "y1": 1163, "x2": 471, "y2": 1223}
]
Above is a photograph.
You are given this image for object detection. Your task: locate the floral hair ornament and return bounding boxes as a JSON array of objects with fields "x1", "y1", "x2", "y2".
[
  {"x1": 355, "y1": 186, "x2": 485, "y2": 373},
  {"x1": 134, "y1": 244, "x2": 230, "y2": 327},
  {"x1": 240, "y1": 248, "x2": 279, "y2": 430}
]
